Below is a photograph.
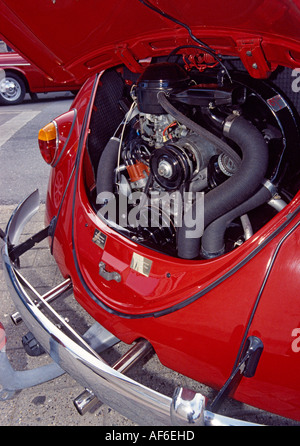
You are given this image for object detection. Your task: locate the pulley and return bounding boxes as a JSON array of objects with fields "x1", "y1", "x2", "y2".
[{"x1": 150, "y1": 144, "x2": 195, "y2": 190}]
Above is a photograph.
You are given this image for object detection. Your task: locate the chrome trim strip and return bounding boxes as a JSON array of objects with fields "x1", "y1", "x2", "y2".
[
  {"x1": 0, "y1": 63, "x2": 31, "y2": 67},
  {"x1": 1, "y1": 190, "x2": 260, "y2": 426}
]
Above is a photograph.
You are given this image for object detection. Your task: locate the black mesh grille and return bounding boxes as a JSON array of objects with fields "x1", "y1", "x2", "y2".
[{"x1": 87, "y1": 69, "x2": 125, "y2": 173}]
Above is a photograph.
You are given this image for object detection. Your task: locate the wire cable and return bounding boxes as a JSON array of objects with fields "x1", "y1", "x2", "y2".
[
  {"x1": 137, "y1": 0, "x2": 232, "y2": 82},
  {"x1": 138, "y1": 0, "x2": 214, "y2": 52}
]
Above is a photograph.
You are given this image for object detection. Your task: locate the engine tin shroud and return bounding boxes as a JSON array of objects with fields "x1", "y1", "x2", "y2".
[{"x1": 105, "y1": 64, "x2": 298, "y2": 261}]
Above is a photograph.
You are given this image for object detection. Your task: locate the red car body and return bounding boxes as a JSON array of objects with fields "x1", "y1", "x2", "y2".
[
  {"x1": 1, "y1": 0, "x2": 300, "y2": 425},
  {"x1": 0, "y1": 49, "x2": 81, "y2": 104}
]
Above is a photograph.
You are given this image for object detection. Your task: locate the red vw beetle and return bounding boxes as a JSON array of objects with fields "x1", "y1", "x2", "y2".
[
  {"x1": 0, "y1": 46, "x2": 81, "y2": 105},
  {"x1": 1, "y1": 0, "x2": 300, "y2": 426}
]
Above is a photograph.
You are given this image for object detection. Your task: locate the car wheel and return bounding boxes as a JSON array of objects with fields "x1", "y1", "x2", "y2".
[{"x1": 0, "y1": 73, "x2": 26, "y2": 105}]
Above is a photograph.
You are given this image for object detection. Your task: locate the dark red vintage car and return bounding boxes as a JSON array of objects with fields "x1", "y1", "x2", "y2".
[
  {"x1": 1, "y1": 0, "x2": 300, "y2": 426},
  {"x1": 0, "y1": 46, "x2": 81, "y2": 105}
]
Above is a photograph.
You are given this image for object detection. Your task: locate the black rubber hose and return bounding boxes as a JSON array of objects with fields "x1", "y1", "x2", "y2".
[
  {"x1": 96, "y1": 136, "x2": 120, "y2": 204},
  {"x1": 204, "y1": 115, "x2": 269, "y2": 223},
  {"x1": 175, "y1": 114, "x2": 269, "y2": 259},
  {"x1": 201, "y1": 186, "x2": 272, "y2": 258},
  {"x1": 157, "y1": 91, "x2": 241, "y2": 168}
]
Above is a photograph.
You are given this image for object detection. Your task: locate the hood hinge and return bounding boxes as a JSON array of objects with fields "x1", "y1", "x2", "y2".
[{"x1": 236, "y1": 37, "x2": 276, "y2": 79}]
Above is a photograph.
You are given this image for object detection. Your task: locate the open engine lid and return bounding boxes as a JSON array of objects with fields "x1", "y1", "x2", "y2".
[{"x1": 1, "y1": 0, "x2": 300, "y2": 83}]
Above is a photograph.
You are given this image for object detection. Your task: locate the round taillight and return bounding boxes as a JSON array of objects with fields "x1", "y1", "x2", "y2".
[{"x1": 38, "y1": 121, "x2": 58, "y2": 164}]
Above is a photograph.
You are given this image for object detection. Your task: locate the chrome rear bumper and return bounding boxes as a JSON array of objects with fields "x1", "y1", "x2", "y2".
[{"x1": 1, "y1": 190, "x2": 259, "y2": 426}]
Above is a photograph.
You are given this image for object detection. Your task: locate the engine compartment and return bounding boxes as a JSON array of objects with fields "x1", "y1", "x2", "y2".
[{"x1": 85, "y1": 55, "x2": 300, "y2": 260}]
